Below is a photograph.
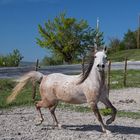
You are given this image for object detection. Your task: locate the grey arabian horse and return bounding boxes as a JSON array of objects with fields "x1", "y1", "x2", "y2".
[{"x1": 7, "y1": 47, "x2": 117, "y2": 134}]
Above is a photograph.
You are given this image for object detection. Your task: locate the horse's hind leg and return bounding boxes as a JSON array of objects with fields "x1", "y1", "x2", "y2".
[
  {"x1": 101, "y1": 97, "x2": 117, "y2": 125},
  {"x1": 35, "y1": 100, "x2": 47, "y2": 125}
]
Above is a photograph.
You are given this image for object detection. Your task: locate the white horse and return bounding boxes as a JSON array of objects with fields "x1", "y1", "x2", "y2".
[{"x1": 7, "y1": 47, "x2": 117, "y2": 133}]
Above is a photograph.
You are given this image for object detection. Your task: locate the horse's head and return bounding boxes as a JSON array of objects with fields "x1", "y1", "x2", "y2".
[{"x1": 94, "y1": 47, "x2": 108, "y2": 72}]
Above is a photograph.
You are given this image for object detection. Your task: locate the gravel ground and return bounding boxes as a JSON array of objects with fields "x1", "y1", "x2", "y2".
[{"x1": 0, "y1": 88, "x2": 140, "y2": 140}]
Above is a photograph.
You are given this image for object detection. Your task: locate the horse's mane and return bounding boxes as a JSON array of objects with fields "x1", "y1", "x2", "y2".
[{"x1": 78, "y1": 54, "x2": 95, "y2": 84}]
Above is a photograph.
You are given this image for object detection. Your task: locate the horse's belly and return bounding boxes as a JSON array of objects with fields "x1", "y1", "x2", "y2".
[
  {"x1": 58, "y1": 92, "x2": 87, "y2": 104},
  {"x1": 69, "y1": 95, "x2": 87, "y2": 104}
]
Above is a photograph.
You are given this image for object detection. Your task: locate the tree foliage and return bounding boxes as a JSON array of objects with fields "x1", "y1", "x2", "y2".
[
  {"x1": 108, "y1": 28, "x2": 140, "y2": 54},
  {"x1": 122, "y1": 29, "x2": 137, "y2": 49},
  {"x1": 108, "y1": 37, "x2": 121, "y2": 52},
  {"x1": 41, "y1": 54, "x2": 63, "y2": 66},
  {"x1": 37, "y1": 13, "x2": 104, "y2": 64}
]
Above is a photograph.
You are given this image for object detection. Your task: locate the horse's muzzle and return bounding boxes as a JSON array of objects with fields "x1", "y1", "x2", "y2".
[{"x1": 97, "y1": 64, "x2": 105, "y2": 72}]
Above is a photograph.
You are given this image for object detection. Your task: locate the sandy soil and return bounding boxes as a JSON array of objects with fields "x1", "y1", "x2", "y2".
[{"x1": 0, "y1": 88, "x2": 140, "y2": 140}]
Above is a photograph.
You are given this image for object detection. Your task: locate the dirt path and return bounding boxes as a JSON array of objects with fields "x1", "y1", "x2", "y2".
[{"x1": 0, "y1": 88, "x2": 140, "y2": 140}]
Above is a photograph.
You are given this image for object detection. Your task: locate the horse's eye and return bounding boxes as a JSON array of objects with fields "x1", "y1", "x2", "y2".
[{"x1": 94, "y1": 56, "x2": 97, "y2": 58}]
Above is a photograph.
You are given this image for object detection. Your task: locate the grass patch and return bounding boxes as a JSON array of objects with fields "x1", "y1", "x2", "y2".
[
  {"x1": 58, "y1": 102, "x2": 112, "y2": 114},
  {"x1": 117, "y1": 111, "x2": 140, "y2": 119},
  {"x1": 108, "y1": 49, "x2": 140, "y2": 62},
  {"x1": 0, "y1": 79, "x2": 40, "y2": 109},
  {"x1": 110, "y1": 70, "x2": 140, "y2": 89},
  {"x1": 58, "y1": 102, "x2": 91, "y2": 113},
  {"x1": 58, "y1": 103, "x2": 140, "y2": 119}
]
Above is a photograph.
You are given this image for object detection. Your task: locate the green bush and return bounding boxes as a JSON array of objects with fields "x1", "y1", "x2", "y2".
[
  {"x1": 0, "y1": 79, "x2": 15, "y2": 91},
  {"x1": 0, "y1": 49, "x2": 23, "y2": 67},
  {"x1": 41, "y1": 55, "x2": 63, "y2": 66}
]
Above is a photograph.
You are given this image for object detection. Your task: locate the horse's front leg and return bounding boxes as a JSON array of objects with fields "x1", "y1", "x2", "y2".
[
  {"x1": 89, "y1": 102, "x2": 110, "y2": 134},
  {"x1": 49, "y1": 102, "x2": 62, "y2": 129},
  {"x1": 100, "y1": 97, "x2": 117, "y2": 125}
]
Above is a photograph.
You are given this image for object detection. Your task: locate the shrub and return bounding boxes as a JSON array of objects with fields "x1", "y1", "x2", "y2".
[
  {"x1": 0, "y1": 49, "x2": 23, "y2": 67},
  {"x1": 41, "y1": 55, "x2": 63, "y2": 66}
]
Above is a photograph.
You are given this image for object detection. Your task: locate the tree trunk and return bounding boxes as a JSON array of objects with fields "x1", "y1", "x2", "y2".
[{"x1": 63, "y1": 53, "x2": 73, "y2": 64}]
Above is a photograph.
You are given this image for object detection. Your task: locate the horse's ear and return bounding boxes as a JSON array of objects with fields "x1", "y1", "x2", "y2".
[
  {"x1": 88, "y1": 45, "x2": 97, "y2": 54},
  {"x1": 94, "y1": 44, "x2": 98, "y2": 52},
  {"x1": 92, "y1": 45, "x2": 97, "y2": 54},
  {"x1": 93, "y1": 38, "x2": 98, "y2": 52},
  {"x1": 103, "y1": 46, "x2": 107, "y2": 53}
]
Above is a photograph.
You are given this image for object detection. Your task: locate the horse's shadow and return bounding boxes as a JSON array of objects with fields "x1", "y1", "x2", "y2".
[{"x1": 62, "y1": 124, "x2": 140, "y2": 135}]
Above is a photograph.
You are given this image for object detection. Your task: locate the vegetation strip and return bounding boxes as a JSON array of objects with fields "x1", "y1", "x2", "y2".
[
  {"x1": 0, "y1": 78, "x2": 140, "y2": 119},
  {"x1": 58, "y1": 103, "x2": 140, "y2": 119}
]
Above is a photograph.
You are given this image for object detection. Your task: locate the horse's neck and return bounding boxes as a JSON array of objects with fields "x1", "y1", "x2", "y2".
[{"x1": 90, "y1": 66, "x2": 105, "y2": 86}]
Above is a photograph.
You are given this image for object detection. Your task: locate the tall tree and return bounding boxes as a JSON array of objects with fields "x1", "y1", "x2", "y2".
[
  {"x1": 122, "y1": 29, "x2": 137, "y2": 49},
  {"x1": 108, "y1": 37, "x2": 121, "y2": 52},
  {"x1": 37, "y1": 13, "x2": 104, "y2": 64}
]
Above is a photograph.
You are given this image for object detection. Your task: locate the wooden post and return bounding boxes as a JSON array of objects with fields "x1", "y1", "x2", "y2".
[
  {"x1": 107, "y1": 60, "x2": 111, "y2": 95},
  {"x1": 35, "y1": 59, "x2": 39, "y2": 71},
  {"x1": 137, "y1": 15, "x2": 140, "y2": 49},
  {"x1": 82, "y1": 56, "x2": 85, "y2": 74},
  {"x1": 123, "y1": 58, "x2": 127, "y2": 87},
  {"x1": 32, "y1": 59, "x2": 39, "y2": 101}
]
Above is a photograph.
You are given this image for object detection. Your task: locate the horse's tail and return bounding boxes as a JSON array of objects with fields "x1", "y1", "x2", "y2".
[{"x1": 7, "y1": 71, "x2": 44, "y2": 104}]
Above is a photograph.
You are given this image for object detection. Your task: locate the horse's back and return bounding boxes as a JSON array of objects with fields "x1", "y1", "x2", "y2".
[{"x1": 45, "y1": 73, "x2": 79, "y2": 84}]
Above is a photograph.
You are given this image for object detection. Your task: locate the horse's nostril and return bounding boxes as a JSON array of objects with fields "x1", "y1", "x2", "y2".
[
  {"x1": 102, "y1": 64, "x2": 105, "y2": 68},
  {"x1": 97, "y1": 64, "x2": 100, "y2": 68}
]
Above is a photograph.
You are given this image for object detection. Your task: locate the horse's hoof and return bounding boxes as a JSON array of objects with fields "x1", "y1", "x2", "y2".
[
  {"x1": 34, "y1": 117, "x2": 43, "y2": 126},
  {"x1": 51, "y1": 123, "x2": 62, "y2": 129},
  {"x1": 105, "y1": 130, "x2": 113, "y2": 137},
  {"x1": 106, "y1": 129, "x2": 111, "y2": 134},
  {"x1": 58, "y1": 123, "x2": 62, "y2": 129},
  {"x1": 35, "y1": 122, "x2": 42, "y2": 126},
  {"x1": 106, "y1": 119, "x2": 112, "y2": 125},
  {"x1": 35, "y1": 121, "x2": 43, "y2": 126}
]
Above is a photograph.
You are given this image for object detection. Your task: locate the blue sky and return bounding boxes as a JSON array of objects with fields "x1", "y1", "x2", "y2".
[{"x1": 0, "y1": 0, "x2": 140, "y2": 61}]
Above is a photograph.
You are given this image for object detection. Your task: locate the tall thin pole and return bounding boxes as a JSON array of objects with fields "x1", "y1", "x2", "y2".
[
  {"x1": 107, "y1": 60, "x2": 111, "y2": 95},
  {"x1": 96, "y1": 17, "x2": 99, "y2": 31},
  {"x1": 137, "y1": 14, "x2": 140, "y2": 49},
  {"x1": 35, "y1": 59, "x2": 39, "y2": 71},
  {"x1": 32, "y1": 59, "x2": 40, "y2": 101},
  {"x1": 123, "y1": 58, "x2": 127, "y2": 87},
  {"x1": 96, "y1": 17, "x2": 99, "y2": 46}
]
